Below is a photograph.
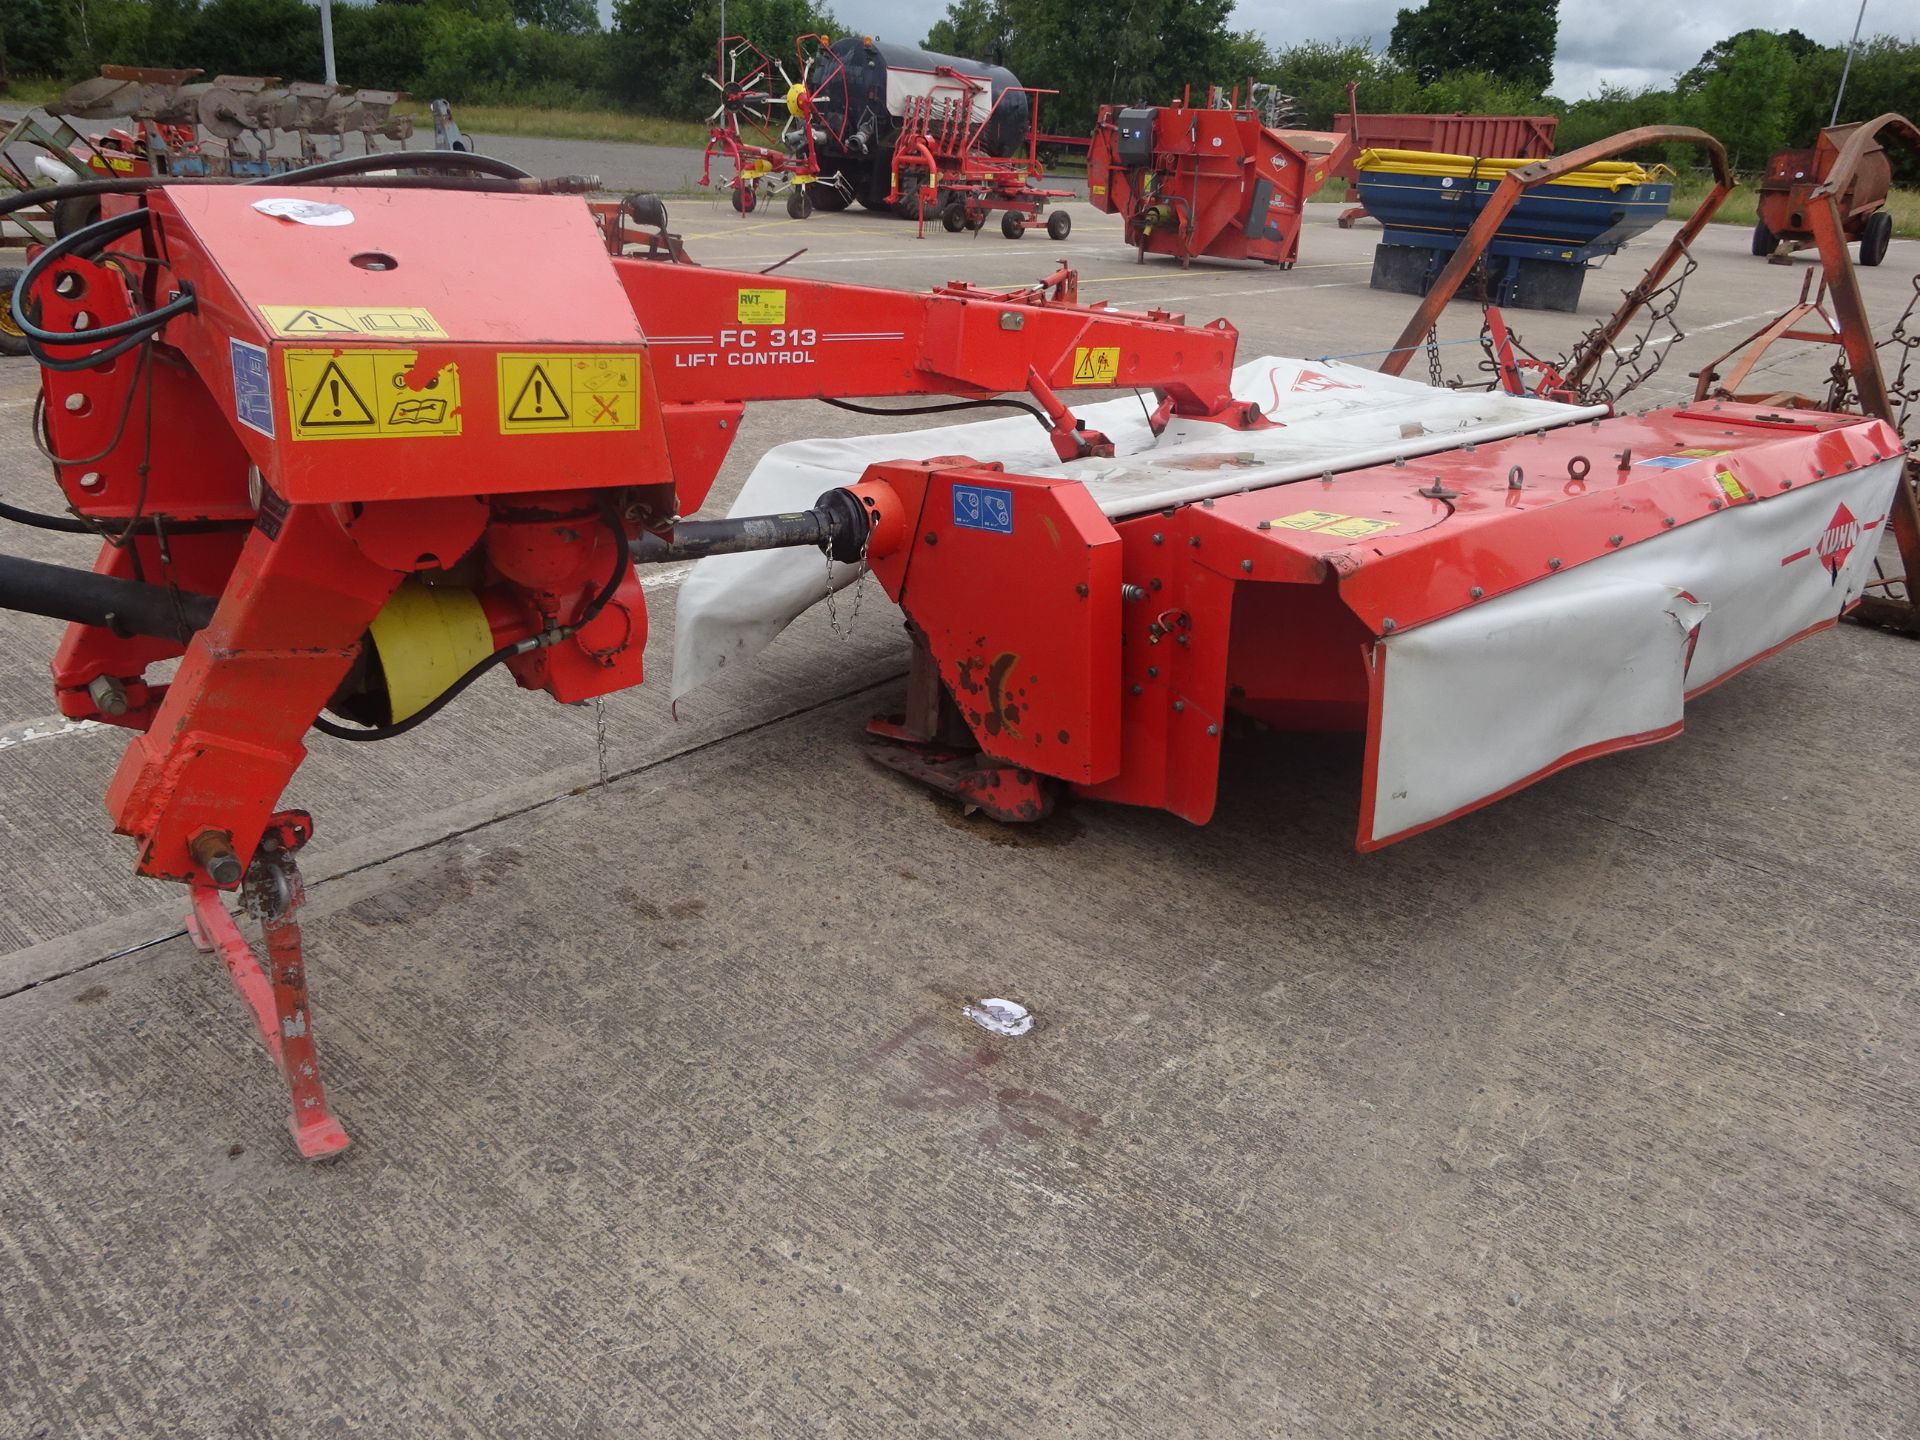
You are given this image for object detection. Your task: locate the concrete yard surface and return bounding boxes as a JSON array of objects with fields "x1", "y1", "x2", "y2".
[{"x1": 1, "y1": 197, "x2": 1918, "y2": 1438}]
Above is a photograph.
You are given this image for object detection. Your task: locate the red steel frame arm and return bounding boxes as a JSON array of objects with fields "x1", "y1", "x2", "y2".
[
  {"x1": 1378, "y1": 127, "x2": 1733, "y2": 384},
  {"x1": 1808, "y1": 114, "x2": 1920, "y2": 632},
  {"x1": 615, "y1": 262, "x2": 1243, "y2": 420}
]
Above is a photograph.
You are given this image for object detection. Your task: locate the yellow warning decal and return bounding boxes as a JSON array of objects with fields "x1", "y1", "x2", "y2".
[
  {"x1": 1071, "y1": 346, "x2": 1120, "y2": 385},
  {"x1": 1273, "y1": 509, "x2": 1398, "y2": 539},
  {"x1": 284, "y1": 348, "x2": 461, "y2": 442},
  {"x1": 260, "y1": 305, "x2": 447, "y2": 340},
  {"x1": 1716, "y1": 470, "x2": 1747, "y2": 502},
  {"x1": 736, "y1": 288, "x2": 787, "y2": 325},
  {"x1": 1673, "y1": 447, "x2": 1728, "y2": 459},
  {"x1": 496, "y1": 352, "x2": 642, "y2": 435}
]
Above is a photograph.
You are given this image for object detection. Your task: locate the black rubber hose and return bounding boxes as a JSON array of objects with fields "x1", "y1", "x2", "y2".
[
  {"x1": 0, "y1": 498, "x2": 249, "y2": 536},
  {"x1": 240, "y1": 149, "x2": 534, "y2": 184},
  {"x1": 11, "y1": 209, "x2": 196, "y2": 346},
  {"x1": 0, "y1": 550, "x2": 216, "y2": 642}
]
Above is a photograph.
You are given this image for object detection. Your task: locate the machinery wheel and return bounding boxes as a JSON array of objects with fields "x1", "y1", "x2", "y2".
[
  {"x1": 1751, "y1": 219, "x2": 1776, "y2": 257},
  {"x1": 810, "y1": 178, "x2": 850, "y2": 212},
  {"x1": 0, "y1": 265, "x2": 28, "y2": 357},
  {"x1": 1860, "y1": 210, "x2": 1893, "y2": 267},
  {"x1": 786, "y1": 187, "x2": 813, "y2": 220},
  {"x1": 53, "y1": 194, "x2": 102, "y2": 239},
  {"x1": 1045, "y1": 210, "x2": 1071, "y2": 241},
  {"x1": 1001, "y1": 211, "x2": 1027, "y2": 240},
  {"x1": 730, "y1": 185, "x2": 757, "y2": 214},
  {"x1": 940, "y1": 202, "x2": 967, "y2": 233},
  {"x1": 855, "y1": 192, "x2": 887, "y2": 211}
]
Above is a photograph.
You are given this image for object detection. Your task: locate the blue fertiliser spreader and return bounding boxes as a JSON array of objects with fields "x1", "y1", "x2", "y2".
[{"x1": 1355, "y1": 149, "x2": 1674, "y2": 312}]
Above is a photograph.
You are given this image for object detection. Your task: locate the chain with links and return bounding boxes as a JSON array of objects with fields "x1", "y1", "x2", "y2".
[
  {"x1": 1425, "y1": 325, "x2": 1446, "y2": 389},
  {"x1": 592, "y1": 694, "x2": 610, "y2": 786},
  {"x1": 824, "y1": 519, "x2": 875, "y2": 640},
  {"x1": 1559, "y1": 248, "x2": 1698, "y2": 409}
]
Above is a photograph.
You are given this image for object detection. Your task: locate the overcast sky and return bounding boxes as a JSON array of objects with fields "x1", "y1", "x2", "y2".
[{"x1": 813, "y1": 0, "x2": 1918, "y2": 100}]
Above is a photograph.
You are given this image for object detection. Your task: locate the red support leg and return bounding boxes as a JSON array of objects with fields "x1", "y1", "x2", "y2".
[{"x1": 183, "y1": 811, "x2": 349, "y2": 1160}]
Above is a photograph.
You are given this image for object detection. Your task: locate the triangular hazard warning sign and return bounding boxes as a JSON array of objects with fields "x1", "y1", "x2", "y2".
[
  {"x1": 298, "y1": 360, "x2": 377, "y2": 428},
  {"x1": 281, "y1": 308, "x2": 359, "y2": 335},
  {"x1": 1073, "y1": 353, "x2": 1102, "y2": 382},
  {"x1": 507, "y1": 364, "x2": 570, "y2": 424}
]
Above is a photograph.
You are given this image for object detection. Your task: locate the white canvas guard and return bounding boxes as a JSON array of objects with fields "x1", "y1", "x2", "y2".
[
  {"x1": 1364, "y1": 456, "x2": 1906, "y2": 847},
  {"x1": 671, "y1": 356, "x2": 1603, "y2": 698}
]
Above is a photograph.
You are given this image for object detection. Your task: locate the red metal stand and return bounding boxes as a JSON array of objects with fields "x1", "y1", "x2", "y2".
[{"x1": 183, "y1": 811, "x2": 349, "y2": 1160}]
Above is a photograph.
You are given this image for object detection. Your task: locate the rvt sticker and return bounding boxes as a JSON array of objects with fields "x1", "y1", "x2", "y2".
[{"x1": 952, "y1": 483, "x2": 1013, "y2": 535}]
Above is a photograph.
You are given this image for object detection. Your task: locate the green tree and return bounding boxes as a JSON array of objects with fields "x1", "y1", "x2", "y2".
[
  {"x1": 1687, "y1": 29, "x2": 1794, "y2": 170},
  {"x1": 1, "y1": 0, "x2": 70, "y2": 78},
  {"x1": 511, "y1": 0, "x2": 599, "y2": 37},
  {"x1": 1679, "y1": 27, "x2": 1820, "y2": 93},
  {"x1": 1389, "y1": 0, "x2": 1558, "y2": 91},
  {"x1": 925, "y1": 0, "x2": 1011, "y2": 63}
]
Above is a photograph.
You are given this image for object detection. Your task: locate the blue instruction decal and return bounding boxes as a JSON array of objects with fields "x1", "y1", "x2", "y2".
[
  {"x1": 230, "y1": 338, "x2": 274, "y2": 438},
  {"x1": 1636, "y1": 454, "x2": 1699, "y2": 469},
  {"x1": 952, "y1": 483, "x2": 1013, "y2": 535}
]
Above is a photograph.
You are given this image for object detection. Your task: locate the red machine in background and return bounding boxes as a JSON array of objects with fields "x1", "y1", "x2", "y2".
[
  {"x1": 1086, "y1": 89, "x2": 1351, "y2": 267},
  {"x1": 1754, "y1": 123, "x2": 1896, "y2": 266},
  {"x1": 883, "y1": 67, "x2": 1075, "y2": 239},
  {"x1": 0, "y1": 151, "x2": 1245, "y2": 1156}
]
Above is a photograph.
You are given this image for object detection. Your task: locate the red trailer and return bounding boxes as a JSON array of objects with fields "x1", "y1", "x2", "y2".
[
  {"x1": 1333, "y1": 83, "x2": 1557, "y2": 227},
  {"x1": 1086, "y1": 93, "x2": 1350, "y2": 267},
  {"x1": 1754, "y1": 123, "x2": 1895, "y2": 265}
]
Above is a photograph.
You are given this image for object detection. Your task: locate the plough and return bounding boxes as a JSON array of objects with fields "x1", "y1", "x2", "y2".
[{"x1": 0, "y1": 119, "x2": 1914, "y2": 1157}]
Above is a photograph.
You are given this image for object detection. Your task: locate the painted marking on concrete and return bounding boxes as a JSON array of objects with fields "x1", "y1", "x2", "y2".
[{"x1": 0, "y1": 715, "x2": 102, "y2": 752}]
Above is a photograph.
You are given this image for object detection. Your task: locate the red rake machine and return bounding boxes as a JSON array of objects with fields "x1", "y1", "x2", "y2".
[
  {"x1": 0, "y1": 122, "x2": 1915, "y2": 1157},
  {"x1": 698, "y1": 33, "x2": 844, "y2": 220},
  {"x1": 880, "y1": 67, "x2": 1075, "y2": 240}
]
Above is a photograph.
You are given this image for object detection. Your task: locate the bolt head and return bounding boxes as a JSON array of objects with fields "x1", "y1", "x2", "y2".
[
  {"x1": 1240, "y1": 559, "x2": 1253, "y2": 573},
  {"x1": 1382, "y1": 618, "x2": 1396, "y2": 633},
  {"x1": 1206, "y1": 724, "x2": 1219, "y2": 737},
  {"x1": 1547, "y1": 557, "x2": 1561, "y2": 570},
  {"x1": 1151, "y1": 532, "x2": 1164, "y2": 545},
  {"x1": 1470, "y1": 585, "x2": 1484, "y2": 600},
  {"x1": 1172, "y1": 700, "x2": 1185, "y2": 712}
]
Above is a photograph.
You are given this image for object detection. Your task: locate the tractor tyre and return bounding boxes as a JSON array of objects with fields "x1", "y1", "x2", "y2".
[
  {"x1": 1046, "y1": 210, "x2": 1072, "y2": 241},
  {"x1": 940, "y1": 202, "x2": 967, "y2": 233},
  {"x1": 731, "y1": 185, "x2": 757, "y2": 214},
  {"x1": 786, "y1": 187, "x2": 813, "y2": 220},
  {"x1": 1751, "y1": 219, "x2": 1775, "y2": 257},
  {"x1": 53, "y1": 195, "x2": 103, "y2": 239},
  {"x1": 1001, "y1": 210, "x2": 1027, "y2": 240},
  {"x1": 1860, "y1": 210, "x2": 1893, "y2": 267},
  {"x1": 809, "y1": 179, "x2": 850, "y2": 212}
]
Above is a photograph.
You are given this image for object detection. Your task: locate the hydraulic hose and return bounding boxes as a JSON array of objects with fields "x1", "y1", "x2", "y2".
[{"x1": 0, "y1": 551, "x2": 216, "y2": 642}]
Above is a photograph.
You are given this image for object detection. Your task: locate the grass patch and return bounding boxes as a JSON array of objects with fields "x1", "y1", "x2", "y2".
[
  {"x1": 1667, "y1": 172, "x2": 1920, "y2": 240},
  {"x1": 443, "y1": 104, "x2": 708, "y2": 149},
  {"x1": 0, "y1": 78, "x2": 71, "y2": 107}
]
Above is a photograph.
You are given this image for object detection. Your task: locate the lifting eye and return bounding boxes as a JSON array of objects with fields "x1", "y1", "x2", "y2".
[{"x1": 349, "y1": 252, "x2": 399, "y2": 272}]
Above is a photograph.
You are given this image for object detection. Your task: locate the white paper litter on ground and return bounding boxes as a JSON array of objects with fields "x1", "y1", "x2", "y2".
[
  {"x1": 670, "y1": 355, "x2": 1602, "y2": 699},
  {"x1": 963, "y1": 998, "x2": 1034, "y2": 1038}
]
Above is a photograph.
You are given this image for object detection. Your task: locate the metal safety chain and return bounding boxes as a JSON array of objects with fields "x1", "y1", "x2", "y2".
[
  {"x1": 592, "y1": 694, "x2": 610, "y2": 787},
  {"x1": 823, "y1": 517, "x2": 875, "y2": 640}
]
